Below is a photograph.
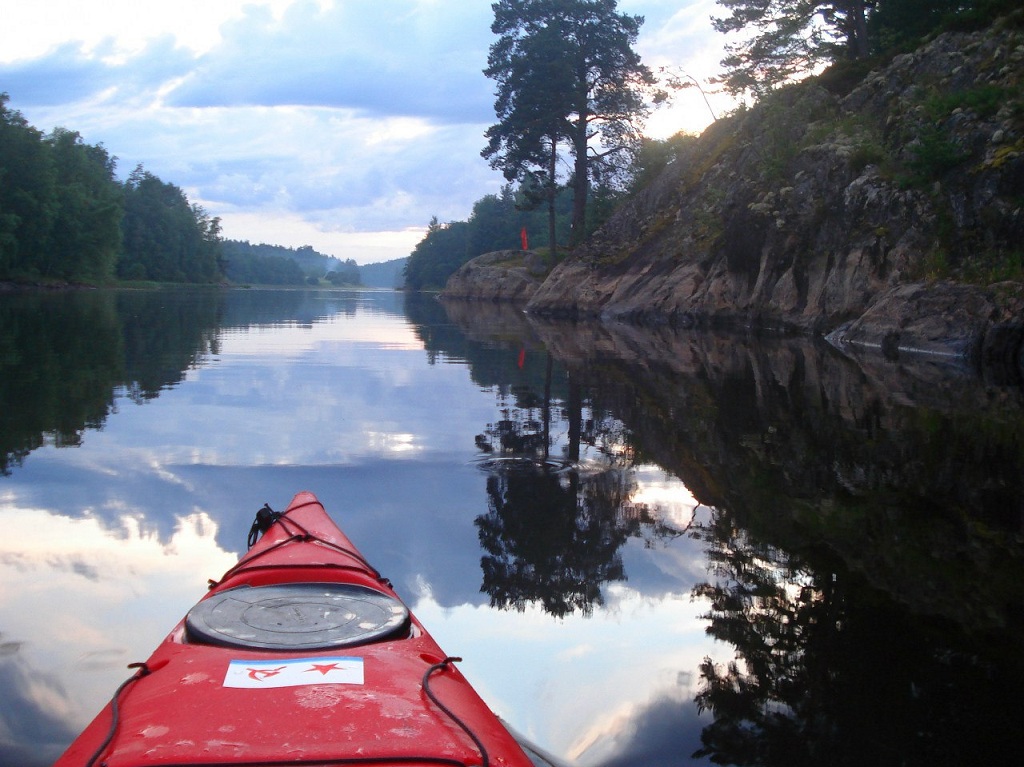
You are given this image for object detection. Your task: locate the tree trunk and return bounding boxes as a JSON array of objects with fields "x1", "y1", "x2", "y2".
[
  {"x1": 547, "y1": 135, "x2": 557, "y2": 261},
  {"x1": 848, "y1": 0, "x2": 869, "y2": 58},
  {"x1": 566, "y1": 373, "x2": 582, "y2": 464},
  {"x1": 571, "y1": 113, "x2": 589, "y2": 246}
]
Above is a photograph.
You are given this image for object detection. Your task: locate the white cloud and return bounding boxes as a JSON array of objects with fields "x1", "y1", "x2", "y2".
[
  {"x1": 0, "y1": 0, "x2": 731, "y2": 264},
  {"x1": 164, "y1": 1, "x2": 495, "y2": 122},
  {"x1": 0, "y1": 0, "x2": 294, "y2": 61}
]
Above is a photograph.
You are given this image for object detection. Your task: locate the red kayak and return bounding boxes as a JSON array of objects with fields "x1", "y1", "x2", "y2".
[{"x1": 55, "y1": 491, "x2": 538, "y2": 767}]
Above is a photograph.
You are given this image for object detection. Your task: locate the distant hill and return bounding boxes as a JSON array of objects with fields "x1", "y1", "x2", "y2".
[
  {"x1": 222, "y1": 240, "x2": 358, "y2": 285},
  {"x1": 223, "y1": 239, "x2": 405, "y2": 288},
  {"x1": 360, "y1": 257, "x2": 408, "y2": 289}
]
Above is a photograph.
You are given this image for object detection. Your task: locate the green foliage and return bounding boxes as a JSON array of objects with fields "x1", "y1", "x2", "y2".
[
  {"x1": 220, "y1": 241, "x2": 355, "y2": 286},
  {"x1": 290, "y1": 245, "x2": 352, "y2": 278},
  {"x1": 118, "y1": 165, "x2": 222, "y2": 283},
  {"x1": 713, "y1": 0, "x2": 1012, "y2": 97},
  {"x1": 405, "y1": 126, "x2": 693, "y2": 291},
  {"x1": 0, "y1": 94, "x2": 122, "y2": 283},
  {"x1": 223, "y1": 251, "x2": 305, "y2": 285},
  {"x1": 403, "y1": 184, "x2": 574, "y2": 291},
  {"x1": 868, "y1": 0, "x2": 975, "y2": 52},
  {"x1": 403, "y1": 217, "x2": 472, "y2": 291},
  {"x1": 0, "y1": 94, "x2": 57, "y2": 279},
  {"x1": 625, "y1": 133, "x2": 697, "y2": 196},
  {"x1": 712, "y1": 0, "x2": 872, "y2": 96},
  {"x1": 1, "y1": 93, "x2": 223, "y2": 285},
  {"x1": 324, "y1": 262, "x2": 360, "y2": 287},
  {"x1": 903, "y1": 126, "x2": 968, "y2": 186},
  {"x1": 45, "y1": 128, "x2": 123, "y2": 282},
  {"x1": 924, "y1": 84, "x2": 1013, "y2": 121},
  {"x1": 918, "y1": 248, "x2": 952, "y2": 281},
  {"x1": 467, "y1": 188, "x2": 526, "y2": 257},
  {"x1": 848, "y1": 138, "x2": 888, "y2": 173},
  {"x1": 917, "y1": 246, "x2": 1024, "y2": 285},
  {"x1": 746, "y1": 88, "x2": 832, "y2": 181},
  {"x1": 484, "y1": 0, "x2": 654, "y2": 245},
  {"x1": 958, "y1": 251, "x2": 1024, "y2": 284},
  {"x1": 816, "y1": 55, "x2": 885, "y2": 97},
  {"x1": 935, "y1": 0, "x2": 1024, "y2": 32}
]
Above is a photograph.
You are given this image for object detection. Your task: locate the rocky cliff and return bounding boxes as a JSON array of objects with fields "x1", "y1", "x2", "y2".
[
  {"x1": 448, "y1": 17, "x2": 1024, "y2": 372},
  {"x1": 440, "y1": 249, "x2": 547, "y2": 302}
]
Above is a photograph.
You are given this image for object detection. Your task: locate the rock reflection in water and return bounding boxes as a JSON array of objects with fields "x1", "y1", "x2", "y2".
[{"x1": 441, "y1": 298, "x2": 1024, "y2": 766}]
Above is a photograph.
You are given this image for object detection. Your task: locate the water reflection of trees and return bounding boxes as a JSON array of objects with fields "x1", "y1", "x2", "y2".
[
  {"x1": 0, "y1": 288, "x2": 374, "y2": 475},
  {"x1": 472, "y1": 352, "x2": 689, "y2": 617},
  {"x1": 440, "y1": 302, "x2": 1024, "y2": 763},
  {"x1": 1, "y1": 293, "x2": 117, "y2": 473},
  {"x1": 691, "y1": 505, "x2": 1020, "y2": 766},
  {"x1": 0, "y1": 290, "x2": 225, "y2": 473}
]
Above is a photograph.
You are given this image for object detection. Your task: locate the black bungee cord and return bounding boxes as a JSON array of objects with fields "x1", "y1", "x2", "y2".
[
  {"x1": 246, "y1": 502, "x2": 283, "y2": 548},
  {"x1": 423, "y1": 657, "x2": 491, "y2": 767},
  {"x1": 83, "y1": 662, "x2": 150, "y2": 767},
  {"x1": 213, "y1": 502, "x2": 385, "y2": 591}
]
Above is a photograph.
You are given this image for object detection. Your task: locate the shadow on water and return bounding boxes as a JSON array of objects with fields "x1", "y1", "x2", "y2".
[{"x1": 439, "y1": 298, "x2": 1024, "y2": 766}]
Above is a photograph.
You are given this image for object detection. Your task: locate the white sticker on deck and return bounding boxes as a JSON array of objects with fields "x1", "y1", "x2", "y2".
[{"x1": 224, "y1": 657, "x2": 365, "y2": 688}]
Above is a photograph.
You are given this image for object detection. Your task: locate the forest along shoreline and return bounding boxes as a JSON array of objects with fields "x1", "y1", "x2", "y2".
[{"x1": 442, "y1": 16, "x2": 1024, "y2": 381}]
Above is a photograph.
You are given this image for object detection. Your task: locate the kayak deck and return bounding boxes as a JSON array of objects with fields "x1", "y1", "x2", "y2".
[{"x1": 54, "y1": 491, "x2": 534, "y2": 767}]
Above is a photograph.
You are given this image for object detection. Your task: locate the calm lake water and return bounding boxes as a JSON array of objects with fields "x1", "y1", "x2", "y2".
[{"x1": 1, "y1": 287, "x2": 1022, "y2": 767}]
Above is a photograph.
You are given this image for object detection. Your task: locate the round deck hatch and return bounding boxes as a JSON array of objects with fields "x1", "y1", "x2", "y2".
[{"x1": 186, "y1": 583, "x2": 410, "y2": 650}]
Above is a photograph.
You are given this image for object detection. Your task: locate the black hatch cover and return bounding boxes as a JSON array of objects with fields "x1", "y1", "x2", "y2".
[{"x1": 185, "y1": 583, "x2": 410, "y2": 650}]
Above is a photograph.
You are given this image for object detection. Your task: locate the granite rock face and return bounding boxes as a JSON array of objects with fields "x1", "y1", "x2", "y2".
[
  {"x1": 821, "y1": 281, "x2": 1024, "y2": 385},
  {"x1": 514, "y1": 21, "x2": 1024, "y2": 370},
  {"x1": 440, "y1": 249, "x2": 547, "y2": 302}
]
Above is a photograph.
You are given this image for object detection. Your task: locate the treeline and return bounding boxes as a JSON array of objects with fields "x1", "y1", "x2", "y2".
[
  {"x1": 714, "y1": 0, "x2": 1023, "y2": 95},
  {"x1": 360, "y1": 257, "x2": 407, "y2": 289},
  {"x1": 119, "y1": 165, "x2": 222, "y2": 283},
  {"x1": 222, "y1": 244, "x2": 306, "y2": 285},
  {"x1": 221, "y1": 240, "x2": 360, "y2": 286},
  {"x1": 1, "y1": 93, "x2": 223, "y2": 285},
  {"x1": 404, "y1": 135, "x2": 690, "y2": 291},
  {"x1": 405, "y1": 185, "x2": 560, "y2": 291}
]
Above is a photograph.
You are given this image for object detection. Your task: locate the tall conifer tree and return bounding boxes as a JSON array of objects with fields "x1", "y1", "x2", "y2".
[
  {"x1": 711, "y1": 1, "x2": 873, "y2": 95},
  {"x1": 483, "y1": 0, "x2": 654, "y2": 249}
]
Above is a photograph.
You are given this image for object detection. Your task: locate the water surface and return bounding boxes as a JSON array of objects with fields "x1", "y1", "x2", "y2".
[{"x1": 1, "y1": 288, "x2": 1021, "y2": 766}]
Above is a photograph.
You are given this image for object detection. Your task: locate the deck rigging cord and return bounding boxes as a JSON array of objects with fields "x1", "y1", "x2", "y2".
[
  {"x1": 83, "y1": 662, "x2": 150, "y2": 767},
  {"x1": 246, "y1": 502, "x2": 282, "y2": 548},
  {"x1": 423, "y1": 657, "x2": 491, "y2": 767},
  {"x1": 212, "y1": 501, "x2": 386, "y2": 590}
]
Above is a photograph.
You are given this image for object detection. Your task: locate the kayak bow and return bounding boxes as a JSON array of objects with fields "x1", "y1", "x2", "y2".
[{"x1": 55, "y1": 491, "x2": 536, "y2": 767}]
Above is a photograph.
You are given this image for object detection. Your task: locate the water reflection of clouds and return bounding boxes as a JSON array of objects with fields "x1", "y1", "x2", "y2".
[
  {"x1": 212, "y1": 356, "x2": 468, "y2": 464},
  {"x1": 84, "y1": 346, "x2": 483, "y2": 470},
  {"x1": 218, "y1": 312, "x2": 425, "y2": 356},
  {"x1": 0, "y1": 506, "x2": 237, "y2": 748},
  {"x1": 630, "y1": 465, "x2": 702, "y2": 528},
  {"x1": 0, "y1": 293, "x2": 721, "y2": 766},
  {"x1": 411, "y1": 580, "x2": 715, "y2": 766},
  {"x1": 0, "y1": 651, "x2": 77, "y2": 767}
]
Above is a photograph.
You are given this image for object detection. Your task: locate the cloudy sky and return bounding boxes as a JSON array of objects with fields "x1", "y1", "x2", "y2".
[{"x1": 0, "y1": 1, "x2": 733, "y2": 264}]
